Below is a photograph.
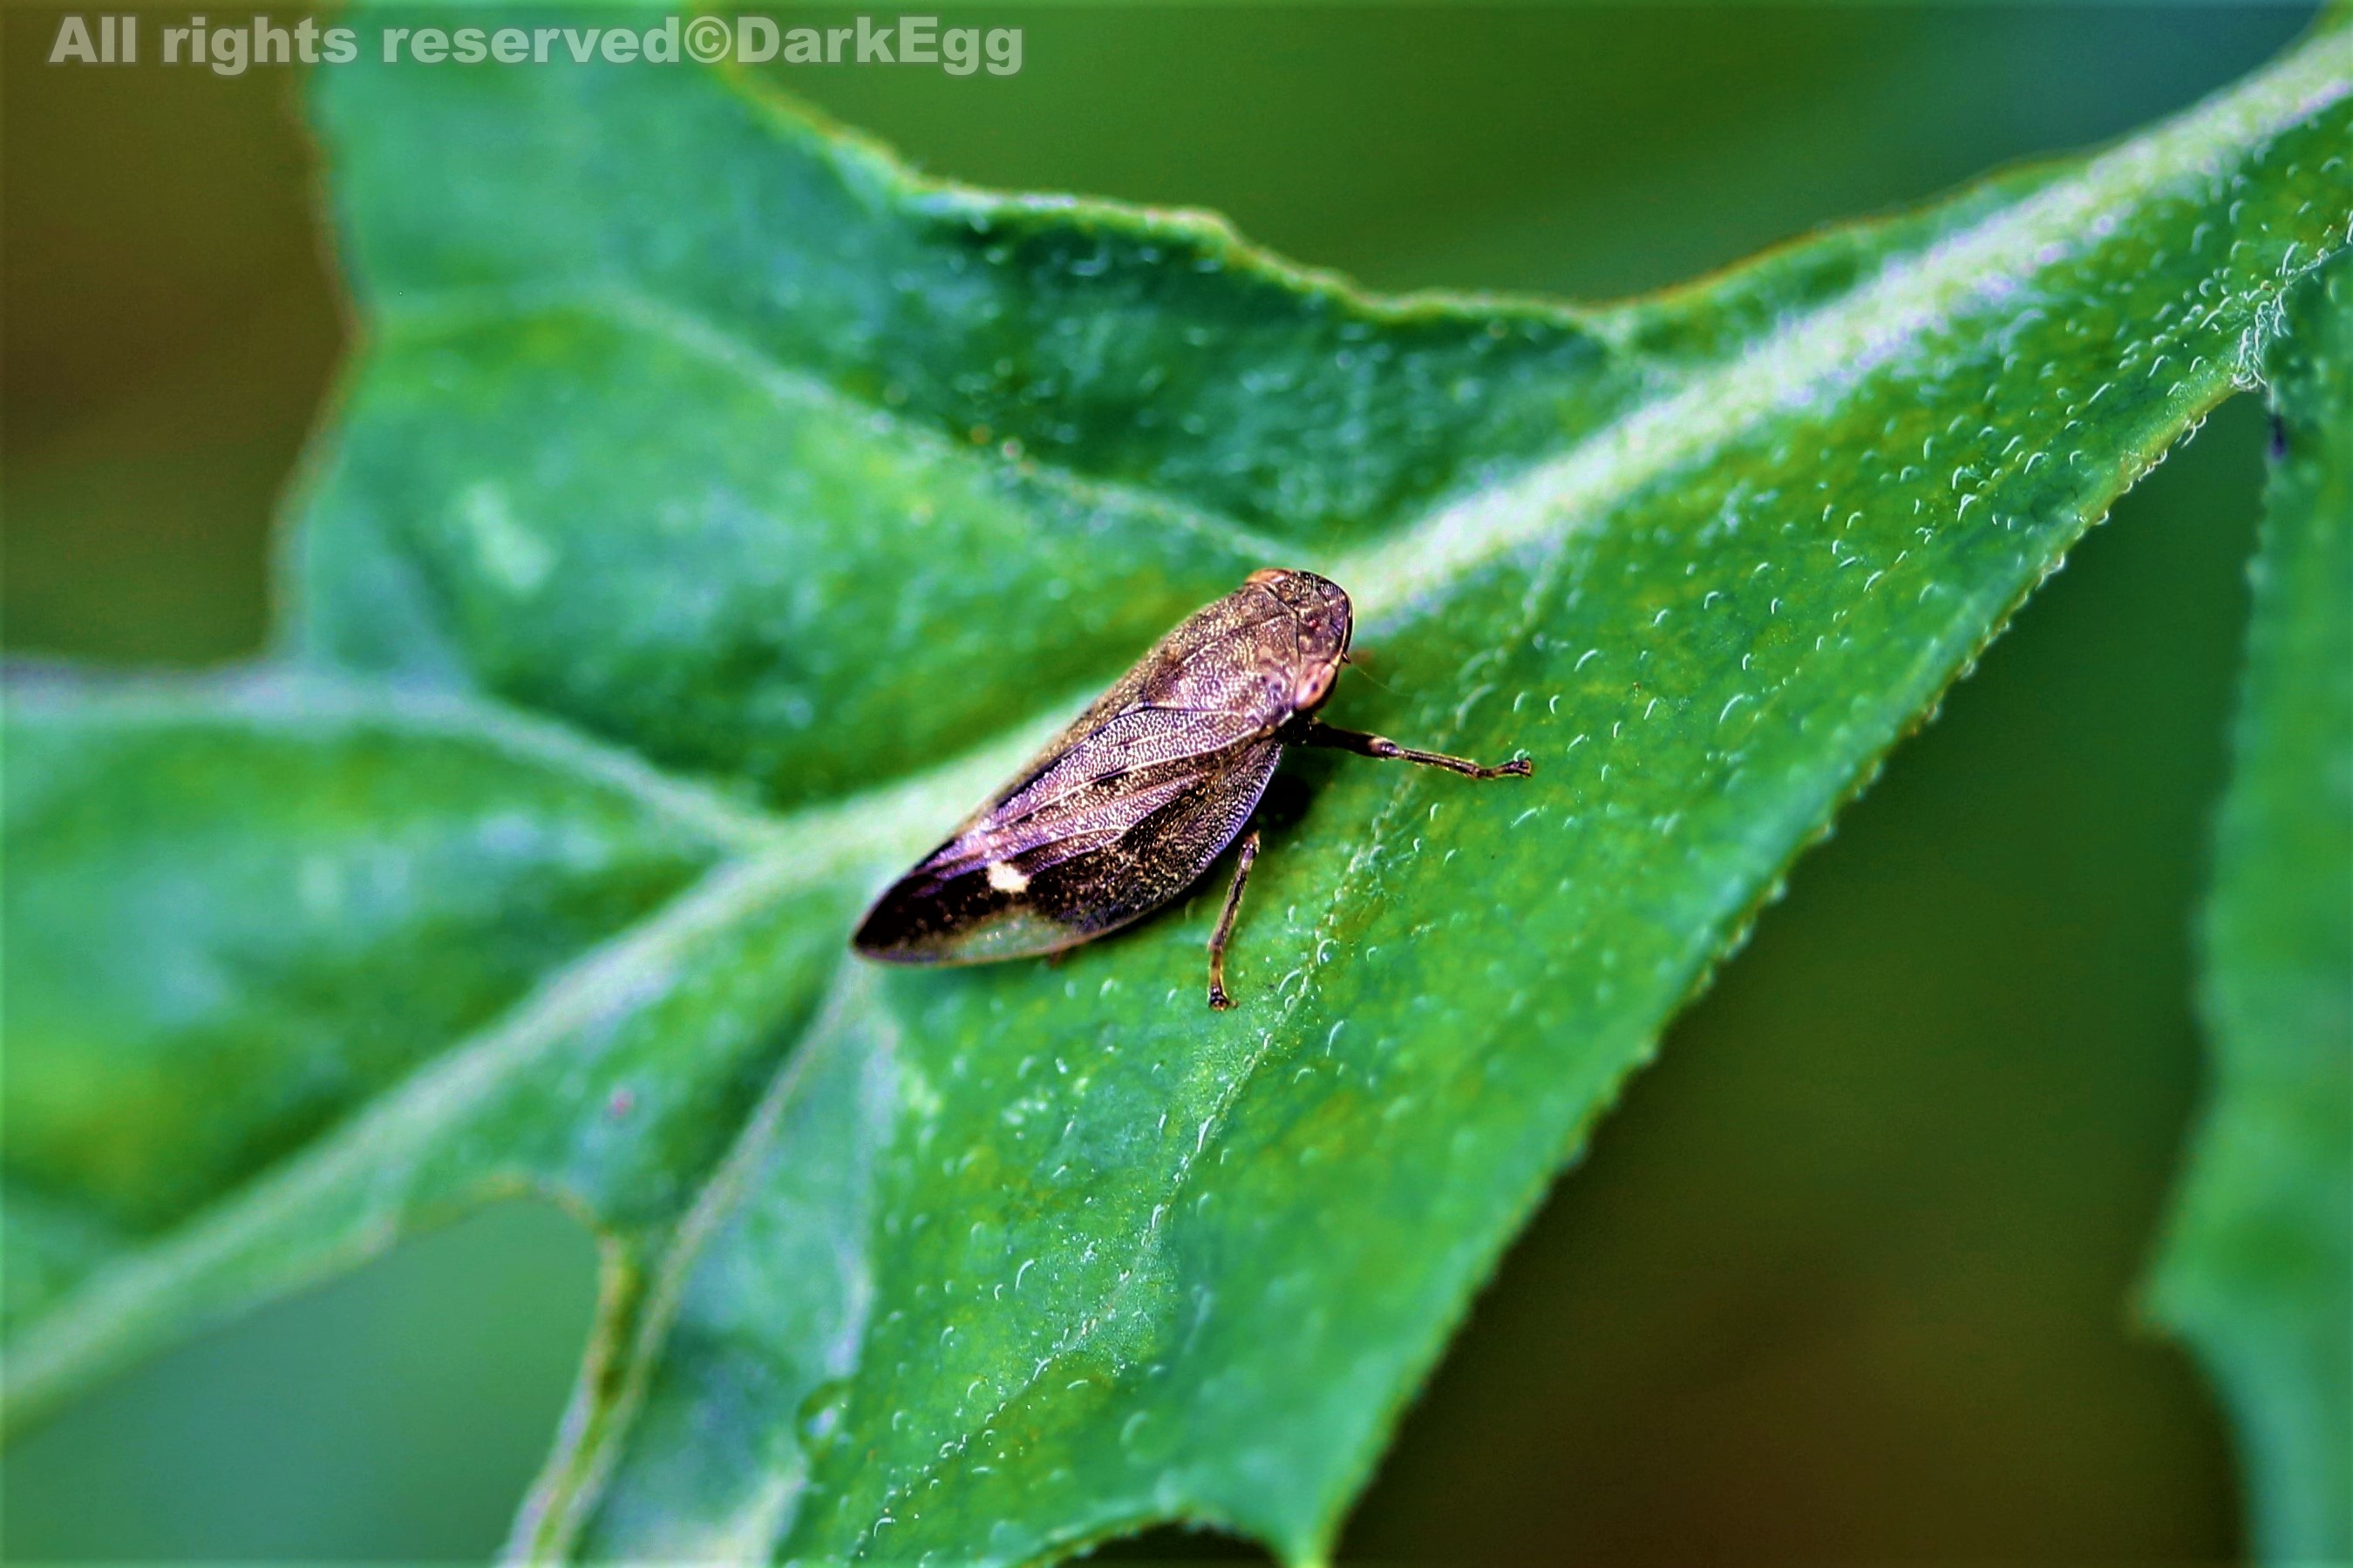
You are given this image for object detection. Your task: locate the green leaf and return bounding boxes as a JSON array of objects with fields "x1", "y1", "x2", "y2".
[
  {"x1": 3, "y1": 672, "x2": 737, "y2": 1235},
  {"x1": 2151, "y1": 255, "x2": 2353, "y2": 1558},
  {"x1": 4, "y1": 10, "x2": 2348, "y2": 1563},
  {"x1": 0, "y1": 669, "x2": 899, "y2": 1420}
]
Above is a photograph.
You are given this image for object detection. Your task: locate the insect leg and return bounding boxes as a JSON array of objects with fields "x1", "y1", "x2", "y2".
[
  {"x1": 1291, "y1": 720, "x2": 1533, "y2": 779},
  {"x1": 1206, "y1": 830, "x2": 1262, "y2": 1010}
]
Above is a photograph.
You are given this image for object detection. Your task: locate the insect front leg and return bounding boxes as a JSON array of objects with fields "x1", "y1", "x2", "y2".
[
  {"x1": 1206, "y1": 829, "x2": 1262, "y2": 1010},
  {"x1": 1290, "y1": 719, "x2": 1534, "y2": 779}
]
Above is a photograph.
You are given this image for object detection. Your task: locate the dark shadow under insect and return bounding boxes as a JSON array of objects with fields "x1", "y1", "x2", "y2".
[{"x1": 853, "y1": 568, "x2": 1531, "y2": 1008}]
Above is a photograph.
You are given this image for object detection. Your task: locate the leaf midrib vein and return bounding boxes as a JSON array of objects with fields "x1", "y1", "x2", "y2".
[{"x1": 1330, "y1": 34, "x2": 2350, "y2": 624}]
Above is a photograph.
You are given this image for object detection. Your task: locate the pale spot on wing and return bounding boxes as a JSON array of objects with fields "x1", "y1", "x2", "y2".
[{"x1": 986, "y1": 861, "x2": 1030, "y2": 895}]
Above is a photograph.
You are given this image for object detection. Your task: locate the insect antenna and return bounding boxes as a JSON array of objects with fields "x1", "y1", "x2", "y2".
[{"x1": 1342, "y1": 648, "x2": 1398, "y2": 694}]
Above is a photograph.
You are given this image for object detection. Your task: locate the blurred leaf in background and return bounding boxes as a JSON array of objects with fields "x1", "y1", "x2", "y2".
[
  {"x1": 0, "y1": 6, "x2": 2343, "y2": 1560},
  {"x1": 2, "y1": 5, "x2": 337, "y2": 663},
  {"x1": 2152, "y1": 255, "x2": 2353, "y2": 1562}
]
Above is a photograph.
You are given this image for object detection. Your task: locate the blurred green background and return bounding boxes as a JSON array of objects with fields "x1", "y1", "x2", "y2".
[{"x1": 0, "y1": 3, "x2": 2315, "y2": 1557}]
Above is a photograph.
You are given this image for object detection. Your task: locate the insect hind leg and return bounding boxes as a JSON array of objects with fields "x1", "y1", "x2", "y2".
[
  {"x1": 1206, "y1": 830, "x2": 1262, "y2": 1010},
  {"x1": 1290, "y1": 719, "x2": 1533, "y2": 779}
]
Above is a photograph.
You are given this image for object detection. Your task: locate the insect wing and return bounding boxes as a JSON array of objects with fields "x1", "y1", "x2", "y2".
[
  {"x1": 973, "y1": 577, "x2": 1298, "y2": 811},
  {"x1": 854, "y1": 737, "x2": 1282, "y2": 964}
]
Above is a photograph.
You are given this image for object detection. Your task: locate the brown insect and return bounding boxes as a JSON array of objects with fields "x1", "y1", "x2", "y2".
[{"x1": 852, "y1": 568, "x2": 1531, "y2": 1008}]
